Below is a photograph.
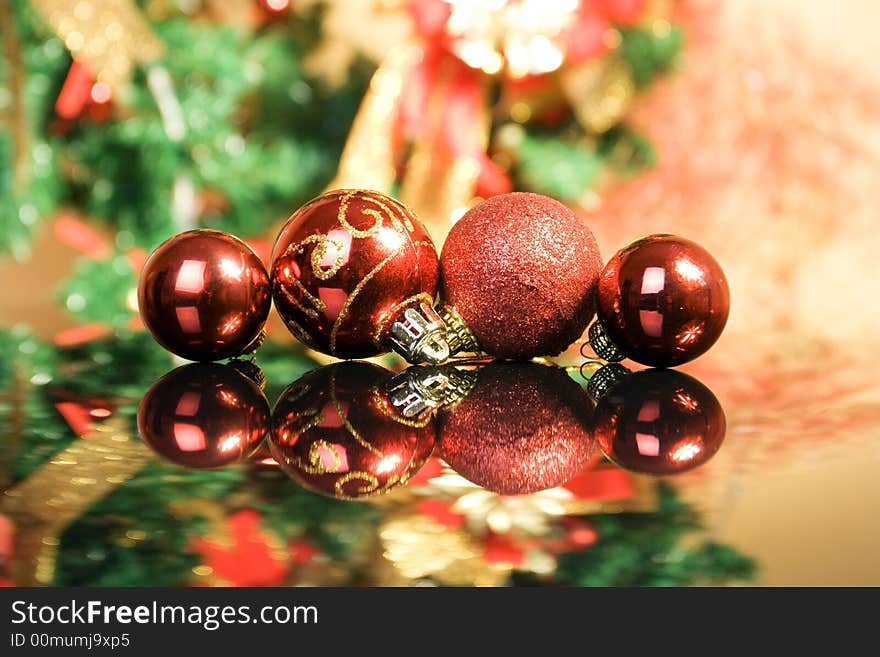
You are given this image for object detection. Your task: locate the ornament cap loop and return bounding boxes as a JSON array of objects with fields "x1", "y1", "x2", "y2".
[
  {"x1": 386, "y1": 365, "x2": 478, "y2": 418},
  {"x1": 387, "y1": 302, "x2": 452, "y2": 364}
]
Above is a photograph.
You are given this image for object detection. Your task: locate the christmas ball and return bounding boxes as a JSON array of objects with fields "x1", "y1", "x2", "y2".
[
  {"x1": 437, "y1": 362, "x2": 595, "y2": 494},
  {"x1": 593, "y1": 369, "x2": 726, "y2": 475},
  {"x1": 269, "y1": 361, "x2": 436, "y2": 499},
  {"x1": 597, "y1": 234, "x2": 729, "y2": 367},
  {"x1": 137, "y1": 363, "x2": 269, "y2": 469},
  {"x1": 138, "y1": 229, "x2": 271, "y2": 361},
  {"x1": 270, "y1": 190, "x2": 440, "y2": 359},
  {"x1": 440, "y1": 192, "x2": 602, "y2": 359}
]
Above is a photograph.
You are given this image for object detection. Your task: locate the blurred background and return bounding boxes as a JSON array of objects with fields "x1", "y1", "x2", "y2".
[{"x1": 1, "y1": 0, "x2": 879, "y2": 586}]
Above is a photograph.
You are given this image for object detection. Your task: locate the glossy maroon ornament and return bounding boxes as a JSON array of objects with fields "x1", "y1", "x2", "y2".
[
  {"x1": 270, "y1": 190, "x2": 443, "y2": 361},
  {"x1": 437, "y1": 362, "x2": 595, "y2": 495},
  {"x1": 138, "y1": 229, "x2": 271, "y2": 361},
  {"x1": 593, "y1": 234, "x2": 729, "y2": 367},
  {"x1": 593, "y1": 368, "x2": 725, "y2": 475},
  {"x1": 137, "y1": 363, "x2": 269, "y2": 468},
  {"x1": 269, "y1": 361, "x2": 436, "y2": 500},
  {"x1": 438, "y1": 192, "x2": 603, "y2": 360}
]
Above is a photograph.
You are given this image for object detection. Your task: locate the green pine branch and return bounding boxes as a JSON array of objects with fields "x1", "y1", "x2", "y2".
[
  {"x1": 618, "y1": 24, "x2": 684, "y2": 88},
  {"x1": 550, "y1": 483, "x2": 756, "y2": 587}
]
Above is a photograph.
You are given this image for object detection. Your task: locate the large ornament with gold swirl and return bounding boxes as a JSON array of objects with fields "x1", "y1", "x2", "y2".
[
  {"x1": 269, "y1": 362, "x2": 436, "y2": 500},
  {"x1": 270, "y1": 190, "x2": 441, "y2": 359}
]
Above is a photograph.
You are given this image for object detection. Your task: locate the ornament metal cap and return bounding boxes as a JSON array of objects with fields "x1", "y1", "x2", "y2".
[
  {"x1": 227, "y1": 358, "x2": 267, "y2": 390},
  {"x1": 436, "y1": 305, "x2": 480, "y2": 357},
  {"x1": 387, "y1": 301, "x2": 452, "y2": 364},
  {"x1": 586, "y1": 362, "x2": 632, "y2": 400},
  {"x1": 587, "y1": 320, "x2": 626, "y2": 363},
  {"x1": 386, "y1": 365, "x2": 478, "y2": 418}
]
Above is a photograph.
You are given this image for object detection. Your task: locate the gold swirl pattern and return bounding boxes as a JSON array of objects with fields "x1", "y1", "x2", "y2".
[
  {"x1": 276, "y1": 450, "x2": 324, "y2": 476},
  {"x1": 335, "y1": 189, "x2": 418, "y2": 237},
  {"x1": 334, "y1": 472, "x2": 383, "y2": 497},
  {"x1": 280, "y1": 445, "x2": 407, "y2": 498},
  {"x1": 328, "y1": 245, "x2": 405, "y2": 356},
  {"x1": 307, "y1": 235, "x2": 347, "y2": 281},
  {"x1": 335, "y1": 471, "x2": 416, "y2": 499},
  {"x1": 293, "y1": 408, "x2": 324, "y2": 437},
  {"x1": 329, "y1": 370, "x2": 386, "y2": 458},
  {"x1": 283, "y1": 317, "x2": 320, "y2": 349},
  {"x1": 276, "y1": 188, "x2": 434, "y2": 355},
  {"x1": 336, "y1": 190, "x2": 381, "y2": 238},
  {"x1": 270, "y1": 363, "x2": 435, "y2": 500},
  {"x1": 386, "y1": 195, "x2": 418, "y2": 232},
  {"x1": 279, "y1": 232, "x2": 346, "y2": 319},
  {"x1": 274, "y1": 397, "x2": 323, "y2": 448},
  {"x1": 277, "y1": 282, "x2": 324, "y2": 320},
  {"x1": 361, "y1": 193, "x2": 415, "y2": 233},
  {"x1": 307, "y1": 439, "x2": 343, "y2": 474}
]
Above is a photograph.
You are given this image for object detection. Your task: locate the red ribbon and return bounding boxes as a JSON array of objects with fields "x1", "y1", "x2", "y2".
[{"x1": 398, "y1": 0, "x2": 649, "y2": 201}]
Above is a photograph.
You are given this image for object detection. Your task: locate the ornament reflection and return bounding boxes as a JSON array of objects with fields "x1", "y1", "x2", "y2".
[
  {"x1": 436, "y1": 362, "x2": 596, "y2": 495},
  {"x1": 137, "y1": 362, "x2": 270, "y2": 468},
  {"x1": 269, "y1": 361, "x2": 436, "y2": 500},
  {"x1": 587, "y1": 364, "x2": 726, "y2": 475},
  {"x1": 137, "y1": 359, "x2": 727, "y2": 495}
]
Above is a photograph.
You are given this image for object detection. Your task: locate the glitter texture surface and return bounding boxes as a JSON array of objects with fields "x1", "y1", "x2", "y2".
[
  {"x1": 437, "y1": 362, "x2": 595, "y2": 495},
  {"x1": 439, "y1": 192, "x2": 602, "y2": 359}
]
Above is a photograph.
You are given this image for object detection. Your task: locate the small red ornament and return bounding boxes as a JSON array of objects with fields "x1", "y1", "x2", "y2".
[
  {"x1": 138, "y1": 229, "x2": 271, "y2": 361},
  {"x1": 137, "y1": 363, "x2": 269, "y2": 469},
  {"x1": 438, "y1": 192, "x2": 603, "y2": 360},
  {"x1": 269, "y1": 362, "x2": 436, "y2": 500},
  {"x1": 271, "y1": 190, "x2": 446, "y2": 361},
  {"x1": 53, "y1": 61, "x2": 114, "y2": 129},
  {"x1": 590, "y1": 234, "x2": 729, "y2": 367},
  {"x1": 437, "y1": 362, "x2": 595, "y2": 494},
  {"x1": 592, "y1": 368, "x2": 726, "y2": 475}
]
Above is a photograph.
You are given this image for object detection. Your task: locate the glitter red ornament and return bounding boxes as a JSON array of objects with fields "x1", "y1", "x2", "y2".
[
  {"x1": 137, "y1": 363, "x2": 270, "y2": 469},
  {"x1": 591, "y1": 367, "x2": 726, "y2": 475},
  {"x1": 269, "y1": 361, "x2": 436, "y2": 500},
  {"x1": 437, "y1": 362, "x2": 595, "y2": 494},
  {"x1": 138, "y1": 229, "x2": 271, "y2": 361},
  {"x1": 270, "y1": 190, "x2": 447, "y2": 362},
  {"x1": 436, "y1": 192, "x2": 603, "y2": 360},
  {"x1": 589, "y1": 234, "x2": 729, "y2": 367}
]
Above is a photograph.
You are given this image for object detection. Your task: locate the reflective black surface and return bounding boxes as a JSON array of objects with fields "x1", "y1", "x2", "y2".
[
  {"x1": 7, "y1": 330, "x2": 860, "y2": 587},
  {"x1": 138, "y1": 359, "x2": 728, "y2": 494}
]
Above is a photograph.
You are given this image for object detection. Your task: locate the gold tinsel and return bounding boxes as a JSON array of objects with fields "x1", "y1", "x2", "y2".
[
  {"x1": 326, "y1": 43, "x2": 419, "y2": 194},
  {"x1": 30, "y1": 0, "x2": 163, "y2": 90},
  {"x1": 560, "y1": 56, "x2": 636, "y2": 134},
  {"x1": 0, "y1": 417, "x2": 153, "y2": 585},
  {"x1": 379, "y1": 511, "x2": 508, "y2": 586}
]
